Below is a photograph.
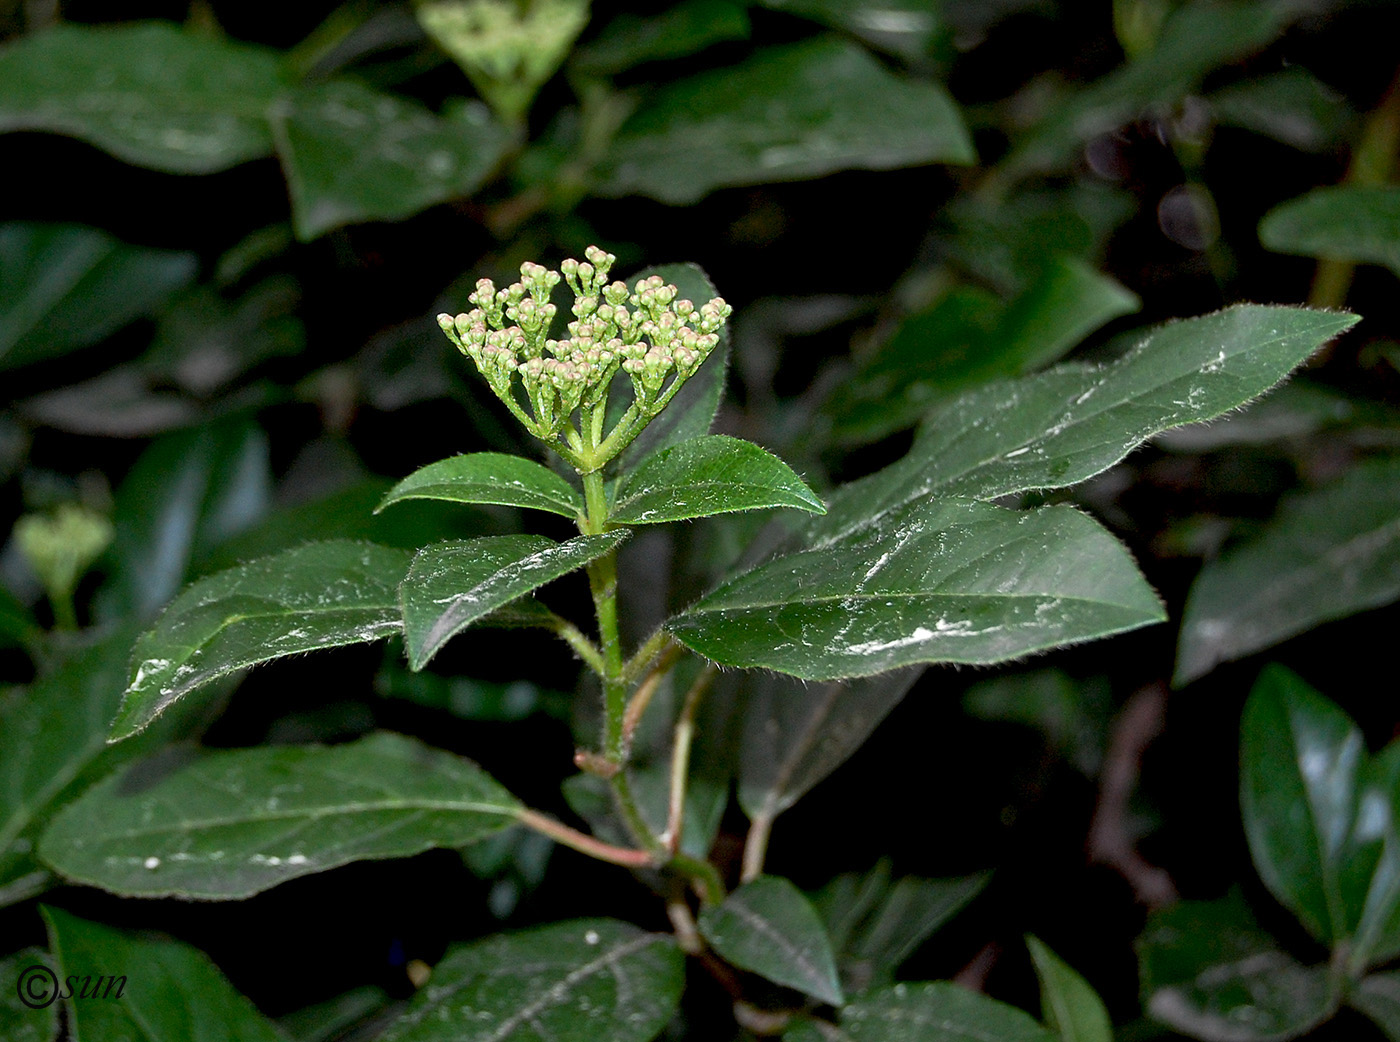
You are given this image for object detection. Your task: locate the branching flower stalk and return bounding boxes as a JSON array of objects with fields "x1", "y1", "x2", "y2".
[{"x1": 436, "y1": 246, "x2": 732, "y2": 895}]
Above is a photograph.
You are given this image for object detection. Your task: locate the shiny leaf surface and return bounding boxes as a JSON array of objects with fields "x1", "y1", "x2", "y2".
[
  {"x1": 699, "y1": 875, "x2": 844, "y2": 1005},
  {"x1": 598, "y1": 36, "x2": 973, "y2": 204},
  {"x1": 1178, "y1": 456, "x2": 1400, "y2": 684},
  {"x1": 115, "y1": 541, "x2": 412, "y2": 740},
  {"x1": 379, "y1": 452, "x2": 584, "y2": 519},
  {"x1": 271, "y1": 82, "x2": 510, "y2": 241},
  {"x1": 379, "y1": 919, "x2": 683, "y2": 1042},
  {"x1": 611, "y1": 435, "x2": 823, "y2": 524},
  {"x1": 0, "y1": 22, "x2": 286, "y2": 172},
  {"x1": 400, "y1": 532, "x2": 625, "y2": 669},
  {"x1": 672, "y1": 497, "x2": 1163, "y2": 679},
  {"x1": 39, "y1": 731, "x2": 519, "y2": 899}
]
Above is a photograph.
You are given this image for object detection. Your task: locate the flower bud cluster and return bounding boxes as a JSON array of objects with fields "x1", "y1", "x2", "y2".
[{"x1": 437, "y1": 246, "x2": 732, "y2": 463}]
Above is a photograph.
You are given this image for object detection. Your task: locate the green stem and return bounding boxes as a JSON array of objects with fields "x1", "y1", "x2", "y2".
[
  {"x1": 665, "y1": 664, "x2": 716, "y2": 854},
  {"x1": 545, "y1": 612, "x2": 605, "y2": 676},
  {"x1": 670, "y1": 851, "x2": 726, "y2": 907}
]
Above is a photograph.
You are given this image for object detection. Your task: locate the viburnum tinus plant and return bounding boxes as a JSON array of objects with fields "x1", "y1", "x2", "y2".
[{"x1": 25, "y1": 245, "x2": 1354, "y2": 1040}]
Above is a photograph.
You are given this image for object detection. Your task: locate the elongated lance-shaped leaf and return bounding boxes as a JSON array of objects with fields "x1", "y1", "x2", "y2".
[
  {"x1": 785, "y1": 981, "x2": 1058, "y2": 1042},
  {"x1": 115, "y1": 541, "x2": 412, "y2": 741},
  {"x1": 270, "y1": 82, "x2": 511, "y2": 241},
  {"x1": 1027, "y1": 936, "x2": 1113, "y2": 1042},
  {"x1": 1176, "y1": 455, "x2": 1400, "y2": 685},
  {"x1": 808, "y1": 305, "x2": 1358, "y2": 547},
  {"x1": 39, "y1": 731, "x2": 521, "y2": 900},
  {"x1": 611, "y1": 435, "x2": 824, "y2": 524},
  {"x1": 401, "y1": 532, "x2": 626, "y2": 670},
  {"x1": 1137, "y1": 892, "x2": 1339, "y2": 1042},
  {"x1": 0, "y1": 22, "x2": 287, "y2": 173},
  {"x1": 379, "y1": 452, "x2": 585, "y2": 520},
  {"x1": 1260, "y1": 186, "x2": 1400, "y2": 278},
  {"x1": 42, "y1": 906, "x2": 284, "y2": 1041},
  {"x1": 0, "y1": 222, "x2": 196, "y2": 370},
  {"x1": 378, "y1": 919, "x2": 684, "y2": 1042},
  {"x1": 671, "y1": 496, "x2": 1163, "y2": 679},
  {"x1": 699, "y1": 875, "x2": 844, "y2": 1005}
]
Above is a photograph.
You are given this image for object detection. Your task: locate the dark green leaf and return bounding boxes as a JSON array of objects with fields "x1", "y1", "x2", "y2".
[
  {"x1": 270, "y1": 82, "x2": 510, "y2": 241},
  {"x1": 0, "y1": 948, "x2": 58, "y2": 1042},
  {"x1": 757, "y1": 0, "x2": 946, "y2": 62},
  {"x1": 597, "y1": 35, "x2": 973, "y2": 204},
  {"x1": 278, "y1": 987, "x2": 390, "y2": 1042},
  {"x1": 1137, "y1": 892, "x2": 1338, "y2": 1042},
  {"x1": 785, "y1": 981, "x2": 1058, "y2": 1042},
  {"x1": 611, "y1": 435, "x2": 824, "y2": 524},
  {"x1": 1351, "y1": 972, "x2": 1400, "y2": 1041},
  {"x1": 0, "y1": 583, "x2": 37, "y2": 650},
  {"x1": 672, "y1": 497, "x2": 1163, "y2": 679},
  {"x1": 731, "y1": 669, "x2": 921, "y2": 823},
  {"x1": 376, "y1": 661, "x2": 570, "y2": 722},
  {"x1": 42, "y1": 906, "x2": 284, "y2": 1041},
  {"x1": 1260, "y1": 186, "x2": 1400, "y2": 278},
  {"x1": 114, "y1": 541, "x2": 412, "y2": 740},
  {"x1": 0, "y1": 223, "x2": 195, "y2": 370},
  {"x1": 1177, "y1": 456, "x2": 1400, "y2": 684},
  {"x1": 0, "y1": 22, "x2": 286, "y2": 173},
  {"x1": 400, "y1": 532, "x2": 625, "y2": 670},
  {"x1": 572, "y1": 0, "x2": 749, "y2": 74},
  {"x1": 1209, "y1": 68, "x2": 1351, "y2": 153},
  {"x1": 1006, "y1": 2, "x2": 1295, "y2": 175},
  {"x1": 699, "y1": 876, "x2": 844, "y2": 1005},
  {"x1": 39, "y1": 731, "x2": 520, "y2": 899},
  {"x1": 378, "y1": 919, "x2": 684, "y2": 1042},
  {"x1": 618, "y1": 263, "x2": 732, "y2": 472},
  {"x1": 812, "y1": 863, "x2": 986, "y2": 995},
  {"x1": 830, "y1": 258, "x2": 1139, "y2": 444},
  {"x1": 379, "y1": 452, "x2": 584, "y2": 520},
  {"x1": 810, "y1": 305, "x2": 1358, "y2": 544},
  {"x1": 1027, "y1": 936, "x2": 1113, "y2": 1042},
  {"x1": 98, "y1": 420, "x2": 273, "y2": 623},
  {"x1": 0, "y1": 629, "x2": 149, "y2": 909},
  {"x1": 963, "y1": 669, "x2": 1112, "y2": 776}
]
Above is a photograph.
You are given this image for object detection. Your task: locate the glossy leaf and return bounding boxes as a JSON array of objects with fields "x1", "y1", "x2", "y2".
[
  {"x1": 114, "y1": 541, "x2": 412, "y2": 740},
  {"x1": 1260, "y1": 186, "x2": 1400, "y2": 278},
  {"x1": 831, "y1": 258, "x2": 1139, "y2": 443},
  {"x1": 0, "y1": 22, "x2": 286, "y2": 173},
  {"x1": 0, "y1": 629, "x2": 148, "y2": 908},
  {"x1": 731, "y1": 669, "x2": 921, "y2": 822},
  {"x1": 1177, "y1": 455, "x2": 1400, "y2": 684},
  {"x1": 672, "y1": 496, "x2": 1163, "y2": 680},
  {"x1": 1027, "y1": 936, "x2": 1113, "y2": 1042},
  {"x1": 618, "y1": 263, "x2": 732, "y2": 473},
  {"x1": 757, "y1": 0, "x2": 946, "y2": 61},
  {"x1": 1209, "y1": 68, "x2": 1351, "y2": 153},
  {"x1": 0, "y1": 223, "x2": 195, "y2": 370},
  {"x1": 597, "y1": 35, "x2": 973, "y2": 204},
  {"x1": 699, "y1": 875, "x2": 844, "y2": 1006},
  {"x1": 1351, "y1": 972, "x2": 1400, "y2": 1041},
  {"x1": 400, "y1": 532, "x2": 625, "y2": 669},
  {"x1": 378, "y1": 919, "x2": 684, "y2": 1042},
  {"x1": 572, "y1": 0, "x2": 749, "y2": 74},
  {"x1": 270, "y1": 81, "x2": 510, "y2": 241},
  {"x1": 39, "y1": 731, "x2": 520, "y2": 899},
  {"x1": 0, "y1": 947, "x2": 57, "y2": 1042},
  {"x1": 379, "y1": 452, "x2": 584, "y2": 520},
  {"x1": 611, "y1": 435, "x2": 823, "y2": 524},
  {"x1": 1137, "y1": 892, "x2": 1338, "y2": 1042},
  {"x1": 42, "y1": 906, "x2": 284, "y2": 1041},
  {"x1": 810, "y1": 305, "x2": 1358, "y2": 544},
  {"x1": 812, "y1": 863, "x2": 986, "y2": 995},
  {"x1": 1006, "y1": 2, "x2": 1294, "y2": 175},
  {"x1": 785, "y1": 981, "x2": 1058, "y2": 1042},
  {"x1": 98, "y1": 420, "x2": 273, "y2": 622}
]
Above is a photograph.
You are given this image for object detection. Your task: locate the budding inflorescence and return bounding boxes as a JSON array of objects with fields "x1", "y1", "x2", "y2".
[{"x1": 437, "y1": 246, "x2": 731, "y2": 473}]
